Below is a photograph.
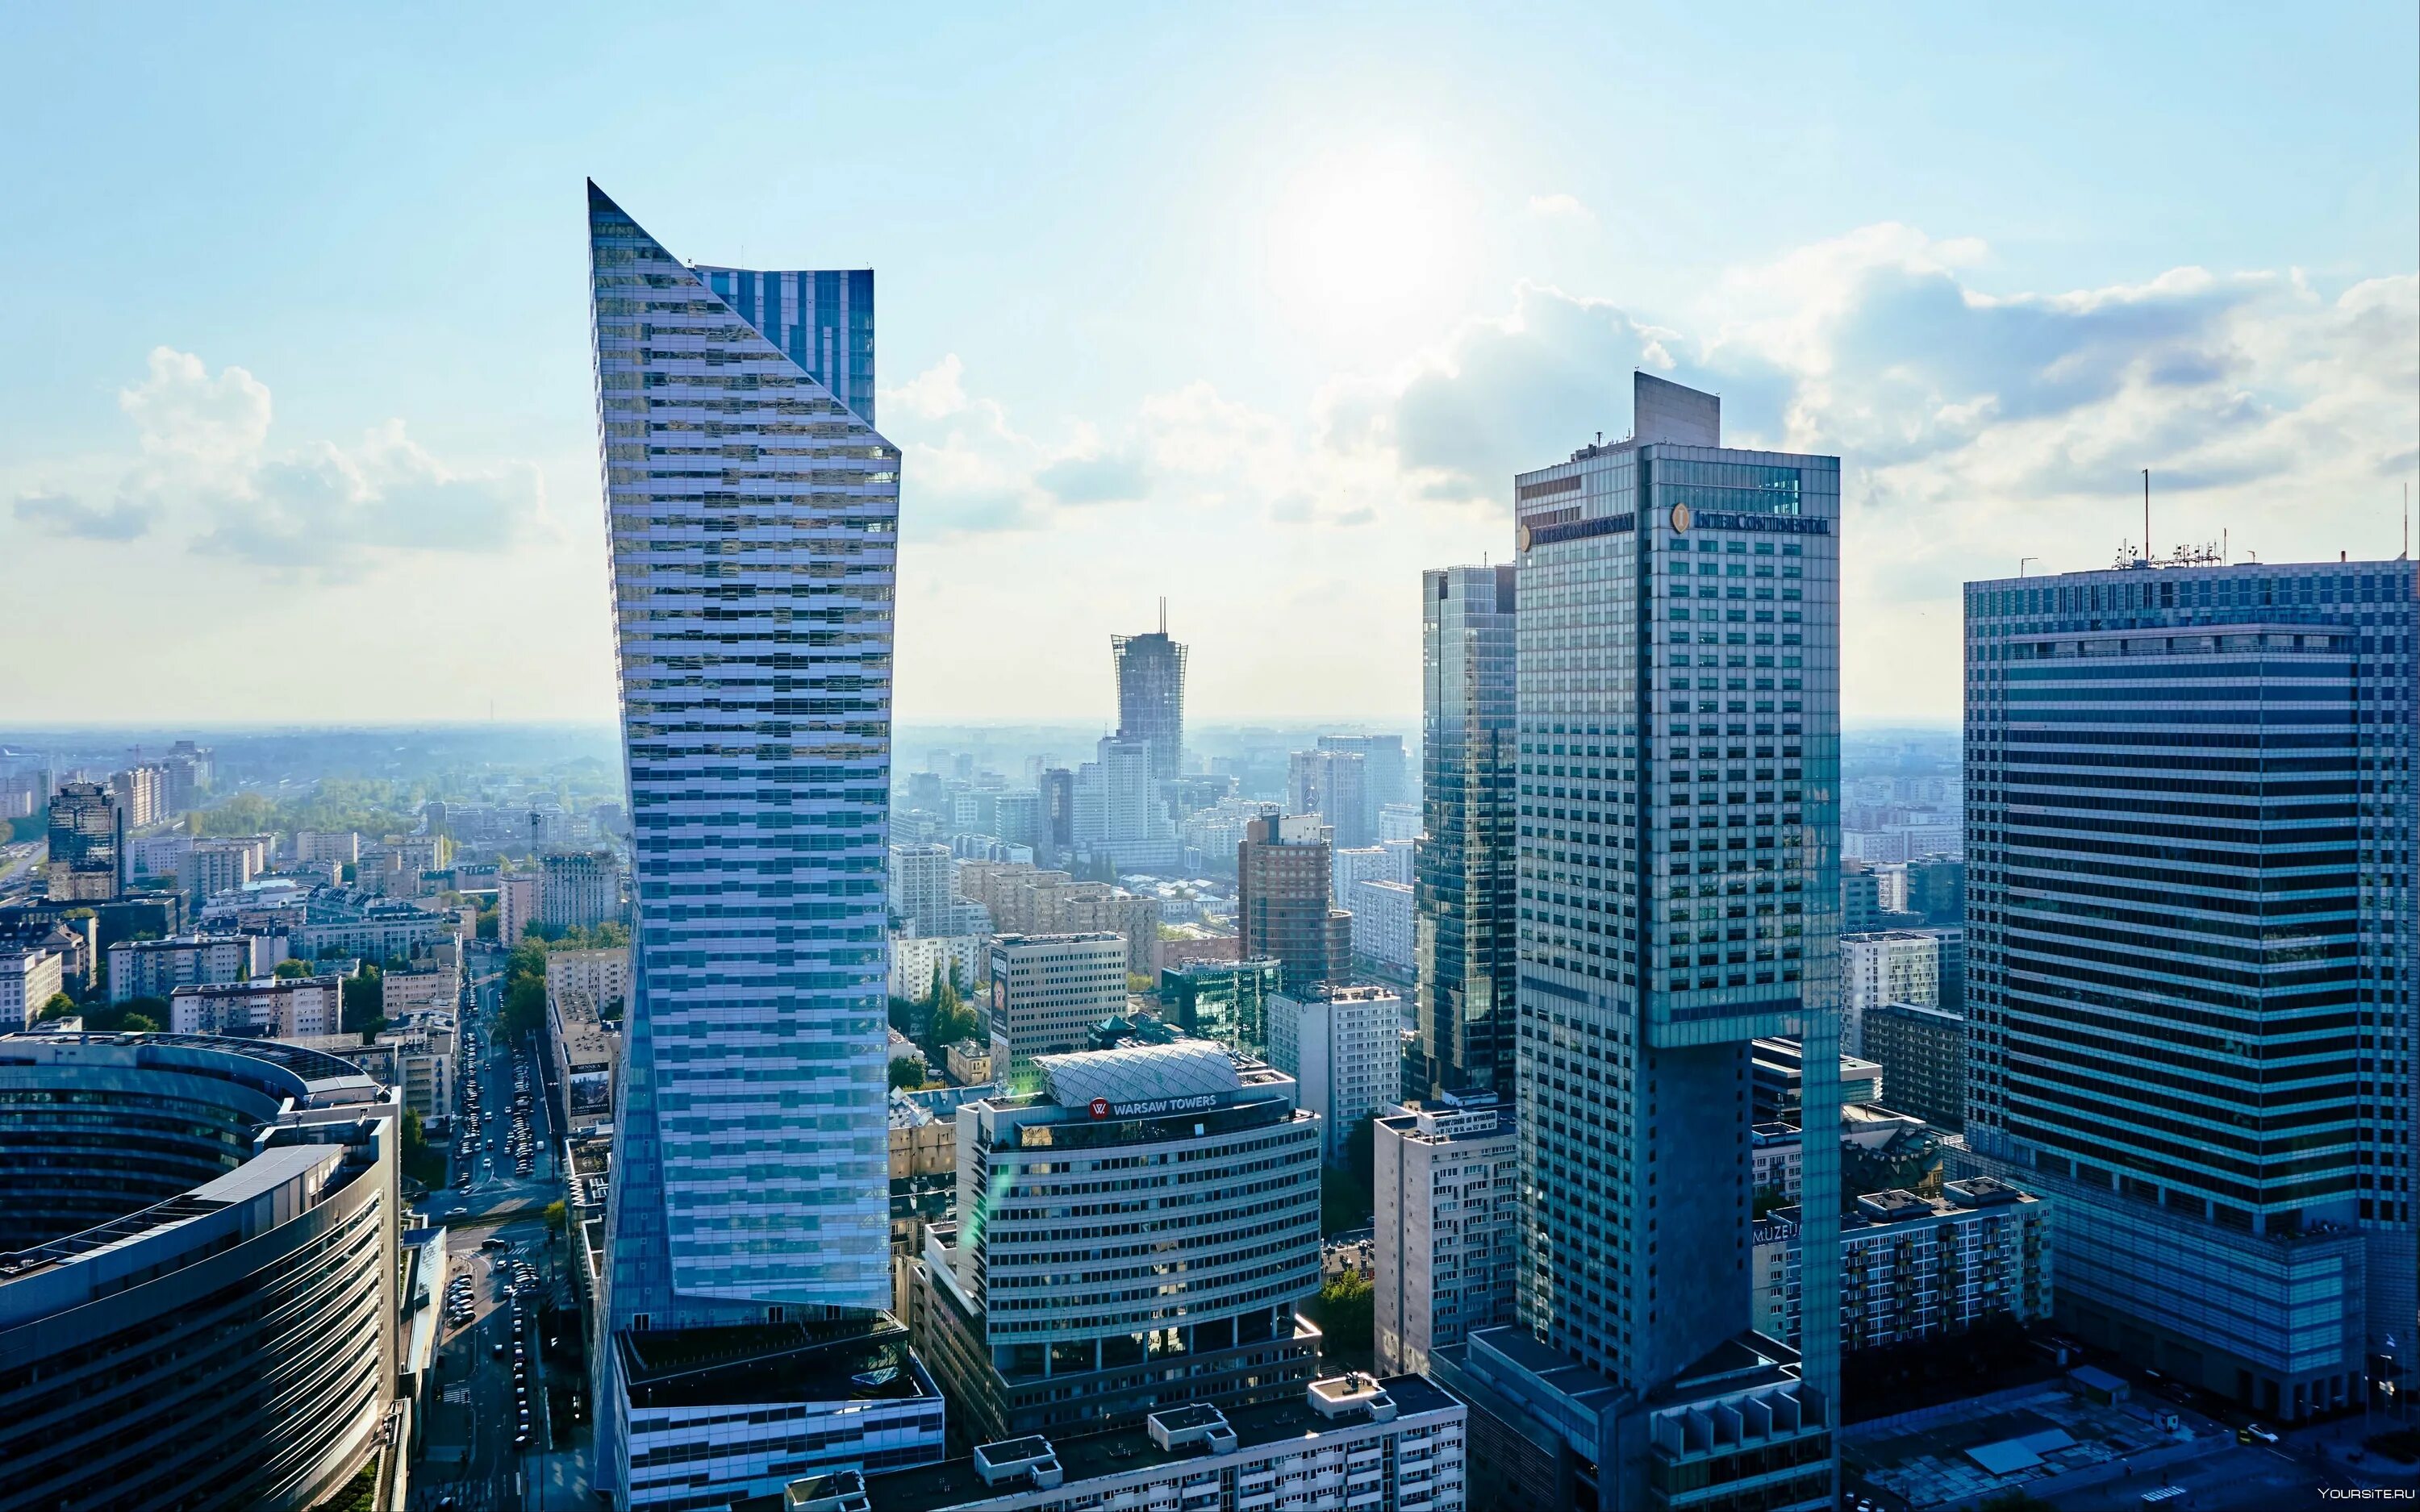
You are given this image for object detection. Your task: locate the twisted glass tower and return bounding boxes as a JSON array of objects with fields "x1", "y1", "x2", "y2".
[{"x1": 589, "y1": 181, "x2": 897, "y2": 1338}]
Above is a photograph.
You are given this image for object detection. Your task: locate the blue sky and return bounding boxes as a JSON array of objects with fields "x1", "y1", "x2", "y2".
[{"x1": 3, "y1": 4, "x2": 2414, "y2": 725}]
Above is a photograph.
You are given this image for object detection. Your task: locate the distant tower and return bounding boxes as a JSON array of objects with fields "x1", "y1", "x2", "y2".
[{"x1": 1112, "y1": 600, "x2": 1187, "y2": 785}]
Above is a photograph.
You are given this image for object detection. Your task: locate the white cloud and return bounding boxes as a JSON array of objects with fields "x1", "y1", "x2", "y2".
[
  {"x1": 12, "y1": 346, "x2": 550, "y2": 573},
  {"x1": 1527, "y1": 193, "x2": 1594, "y2": 223}
]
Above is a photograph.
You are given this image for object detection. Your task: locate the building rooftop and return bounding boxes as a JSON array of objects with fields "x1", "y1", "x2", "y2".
[
  {"x1": 1035, "y1": 1038, "x2": 1241, "y2": 1113},
  {"x1": 838, "y1": 1375, "x2": 1459, "y2": 1512},
  {"x1": 618, "y1": 1318, "x2": 932, "y2": 1412}
]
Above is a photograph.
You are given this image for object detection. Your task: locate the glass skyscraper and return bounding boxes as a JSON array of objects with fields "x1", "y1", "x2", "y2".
[
  {"x1": 1450, "y1": 373, "x2": 1841, "y2": 1511},
  {"x1": 1111, "y1": 610, "x2": 1187, "y2": 786},
  {"x1": 1415, "y1": 562, "x2": 1520, "y2": 1100},
  {"x1": 1961, "y1": 556, "x2": 2418, "y2": 1422},
  {"x1": 586, "y1": 183, "x2": 907, "y2": 1502}
]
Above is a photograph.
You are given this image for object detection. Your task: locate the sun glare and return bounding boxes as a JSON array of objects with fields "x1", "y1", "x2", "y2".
[{"x1": 1262, "y1": 143, "x2": 1471, "y2": 344}]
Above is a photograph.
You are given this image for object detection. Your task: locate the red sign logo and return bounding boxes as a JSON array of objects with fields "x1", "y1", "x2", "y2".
[{"x1": 1090, "y1": 1098, "x2": 1111, "y2": 1119}]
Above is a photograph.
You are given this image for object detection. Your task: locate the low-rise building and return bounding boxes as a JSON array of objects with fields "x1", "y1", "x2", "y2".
[
  {"x1": 1752, "y1": 1122, "x2": 1804, "y2": 1202},
  {"x1": 545, "y1": 946, "x2": 632, "y2": 1020},
  {"x1": 550, "y1": 986, "x2": 619, "y2": 1121},
  {"x1": 945, "y1": 1040, "x2": 993, "y2": 1086},
  {"x1": 797, "y1": 1374, "x2": 1467, "y2": 1512},
  {"x1": 170, "y1": 974, "x2": 344, "y2": 1037},
  {"x1": 1750, "y1": 1037, "x2": 1882, "y2": 1126},
  {"x1": 1268, "y1": 985, "x2": 1400, "y2": 1162},
  {"x1": 106, "y1": 932, "x2": 273, "y2": 1003},
  {"x1": 1375, "y1": 1095, "x2": 1518, "y2": 1376},
  {"x1": 616, "y1": 1320, "x2": 947, "y2": 1511},
  {"x1": 0, "y1": 948, "x2": 64, "y2": 1031},
  {"x1": 1760, "y1": 1178, "x2": 2052, "y2": 1355},
  {"x1": 381, "y1": 960, "x2": 459, "y2": 1018}
]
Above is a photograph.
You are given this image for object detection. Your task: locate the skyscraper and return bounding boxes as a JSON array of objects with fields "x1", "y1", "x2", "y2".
[
  {"x1": 1415, "y1": 563, "x2": 1519, "y2": 1099},
  {"x1": 1319, "y1": 732, "x2": 1411, "y2": 813},
  {"x1": 588, "y1": 182, "x2": 913, "y2": 1505},
  {"x1": 1288, "y1": 747, "x2": 1373, "y2": 848},
  {"x1": 1960, "y1": 556, "x2": 2418, "y2": 1421},
  {"x1": 1238, "y1": 814, "x2": 1351, "y2": 997},
  {"x1": 1112, "y1": 606, "x2": 1187, "y2": 785},
  {"x1": 1446, "y1": 373, "x2": 1841, "y2": 1510},
  {"x1": 45, "y1": 780, "x2": 122, "y2": 901}
]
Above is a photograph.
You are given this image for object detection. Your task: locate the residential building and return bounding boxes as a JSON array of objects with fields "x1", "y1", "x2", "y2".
[
  {"x1": 891, "y1": 934, "x2": 985, "y2": 1005},
  {"x1": 381, "y1": 960, "x2": 459, "y2": 1019},
  {"x1": 293, "y1": 902, "x2": 451, "y2": 963},
  {"x1": 1158, "y1": 957, "x2": 1283, "y2": 1056},
  {"x1": 1348, "y1": 877, "x2": 1415, "y2": 974},
  {"x1": 0, "y1": 917, "x2": 89, "y2": 996},
  {"x1": 540, "y1": 849, "x2": 618, "y2": 931},
  {"x1": 0, "y1": 948, "x2": 63, "y2": 1031},
  {"x1": 1237, "y1": 814, "x2": 1348, "y2": 997},
  {"x1": 1452, "y1": 373, "x2": 1841, "y2": 1511},
  {"x1": 497, "y1": 870, "x2": 539, "y2": 946},
  {"x1": 1375, "y1": 1096, "x2": 1520, "y2": 1375},
  {"x1": 1112, "y1": 613, "x2": 1187, "y2": 786},
  {"x1": 295, "y1": 830, "x2": 362, "y2": 866},
  {"x1": 1288, "y1": 748, "x2": 1372, "y2": 848},
  {"x1": 169, "y1": 975, "x2": 343, "y2": 1037},
  {"x1": 106, "y1": 932, "x2": 272, "y2": 1003},
  {"x1": 887, "y1": 1084, "x2": 995, "y2": 1314},
  {"x1": 945, "y1": 1041, "x2": 992, "y2": 1086},
  {"x1": 44, "y1": 780, "x2": 122, "y2": 900},
  {"x1": 1959, "y1": 556, "x2": 2418, "y2": 1422},
  {"x1": 1761, "y1": 1178, "x2": 2051, "y2": 1356},
  {"x1": 588, "y1": 182, "x2": 905, "y2": 1507},
  {"x1": 1379, "y1": 802, "x2": 1424, "y2": 843},
  {"x1": 546, "y1": 946, "x2": 633, "y2": 1020},
  {"x1": 985, "y1": 932, "x2": 1128, "y2": 1069},
  {"x1": 1905, "y1": 856, "x2": 1965, "y2": 927},
  {"x1": 1839, "y1": 930, "x2": 1938, "y2": 1057},
  {"x1": 127, "y1": 831, "x2": 191, "y2": 885},
  {"x1": 1268, "y1": 985, "x2": 1400, "y2": 1161},
  {"x1": 891, "y1": 843, "x2": 959, "y2": 937},
  {"x1": 1862, "y1": 1001, "x2": 1966, "y2": 1131},
  {"x1": 1070, "y1": 736, "x2": 1170, "y2": 863},
  {"x1": 1926, "y1": 923, "x2": 1966, "y2": 1012},
  {"x1": 911, "y1": 1039, "x2": 1323, "y2": 1448},
  {"x1": 1752, "y1": 1122, "x2": 1804, "y2": 1202},
  {"x1": 1333, "y1": 843, "x2": 1405, "y2": 902},
  {"x1": 808, "y1": 1374, "x2": 1466, "y2": 1512},
  {"x1": 111, "y1": 763, "x2": 169, "y2": 830},
  {"x1": 1416, "y1": 563, "x2": 1520, "y2": 1103},
  {"x1": 953, "y1": 864, "x2": 1158, "y2": 978},
  {"x1": 1840, "y1": 862, "x2": 1884, "y2": 935},
  {"x1": 0, "y1": 1034, "x2": 399, "y2": 1512}
]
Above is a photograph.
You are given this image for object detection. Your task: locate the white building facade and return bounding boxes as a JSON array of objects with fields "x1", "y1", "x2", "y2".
[
  {"x1": 1375, "y1": 1098, "x2": 1519, "y2": 1376},
  {"x1": 1839, "y1": 930, "x2": 1938, "y2": 1057},
  {"x1": 1269, "y1": 985, "x2": 1401, "y2": 1161}
]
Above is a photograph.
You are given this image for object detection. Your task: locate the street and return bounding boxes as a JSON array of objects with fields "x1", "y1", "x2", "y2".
[{"x1": 412, "y1": 977, "x2": 590, "y2": 1511}]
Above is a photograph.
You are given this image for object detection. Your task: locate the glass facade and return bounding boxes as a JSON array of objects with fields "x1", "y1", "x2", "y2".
[
  {"x1": 588, "y1": 181, "x2": 898, "y2": 1336},
  {"x1": 1962, "y1": 558, "x2": 2419, "y2": 1417},
  {"x1": 1416, "y1": 562, "x2": 1520, "y2": 1099},
  {"x1": 1508, "y1": 374, "x2": 1842, "y2": 1502}
]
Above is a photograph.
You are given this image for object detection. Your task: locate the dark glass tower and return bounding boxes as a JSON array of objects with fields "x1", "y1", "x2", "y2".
[
  {"x1": 1112, "y1": 604, "x2": 1187, "y2": 786},
  {"x1": 1415, "y1": 563, "x2": 1519, "y2": 1098}
]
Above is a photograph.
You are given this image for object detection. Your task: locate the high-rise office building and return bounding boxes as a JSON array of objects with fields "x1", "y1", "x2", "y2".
[
  {"x1": 45, "y1": 780, "x2": 122, "y2": 901},
  {"x1": 1960, "y1": 556, "x2": 2418, "y2": 1422},
  {"x1": 1416, "y1": 563, "x2": 1520, "y2": 1100},
  {"x1": 985, "y1": 932, "x2": 1129, "y2": 1069},
  {"x1": 1112, "y1": 609, "x2": 1187, "y2": 786},
  {"x1": 1445, "y1": 373, "x2": 1841, "y2": 1512},
  {"x1": 1036, "y1": 768, "x2": 1075, "y2": 865},
  {"x1": 1288, "y1": 748, "x2": 1373, "y2": 848},
  {"x1": 1237, "y1": 814, "x2": 1350, "y2": 998},
  {"x1": 1319, "y1": 733, "x2": 1410, "y2": 813},
  {"x1": 589, "y1": 182, "x2": 909, "y2": 1506}
]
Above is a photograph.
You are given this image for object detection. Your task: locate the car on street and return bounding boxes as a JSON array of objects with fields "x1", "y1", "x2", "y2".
[{"x1": 2241, "y1": 1422, "x2": 2280, "y2": 1444}]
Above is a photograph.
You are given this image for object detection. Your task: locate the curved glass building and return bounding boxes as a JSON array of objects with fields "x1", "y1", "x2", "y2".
[{"x1": 0, "y1": 1032, "x2": 400, "y2": 1512}]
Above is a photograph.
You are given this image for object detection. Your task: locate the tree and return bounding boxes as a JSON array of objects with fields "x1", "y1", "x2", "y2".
[
  {"x1": 273, "y1": 959, "x2": 313, "y2": 980},
  {"x1": 81, "y1": 998, "x2": 169, "y2": 1034},
  {"x1": 889, "y1": 1056, "x2": 926, "y2": 1090},
  {"x1": 1342, "y1": 1114, "x2": 1377, "y2": 1195},
  {"x1": 398, "y1": 1106, "x2": 445, "y2": 1189},
  {"x1": 543, "y1": 1200, "x2": 568, "y2": 1239},
  {"x1": 1308, "y1": 1271, "x2": 1375, "y2": 1363},
  {"x1": 342, "y1": 965, "x2": 386, "y2": 1041},
  {"x1": 116, "y1": 1013, "x2": 161, "y2": 1033},
  {"x1": 36, "y1": 992, "x2": 77, "y2": 1022}
]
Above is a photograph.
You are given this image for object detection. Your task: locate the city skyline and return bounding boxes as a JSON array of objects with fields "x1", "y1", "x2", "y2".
[{"x1": 2, "y1": 8, "x2": 2414, "y2": 729}]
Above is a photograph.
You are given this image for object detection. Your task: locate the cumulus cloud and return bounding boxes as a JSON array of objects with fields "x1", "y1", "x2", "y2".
[
  {"x1": 14, "y1": 347, "x2": 549, "y2": 573},
  {"x1": 1527, "y1": 193, "x2": 1594, "y2": 223}
]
